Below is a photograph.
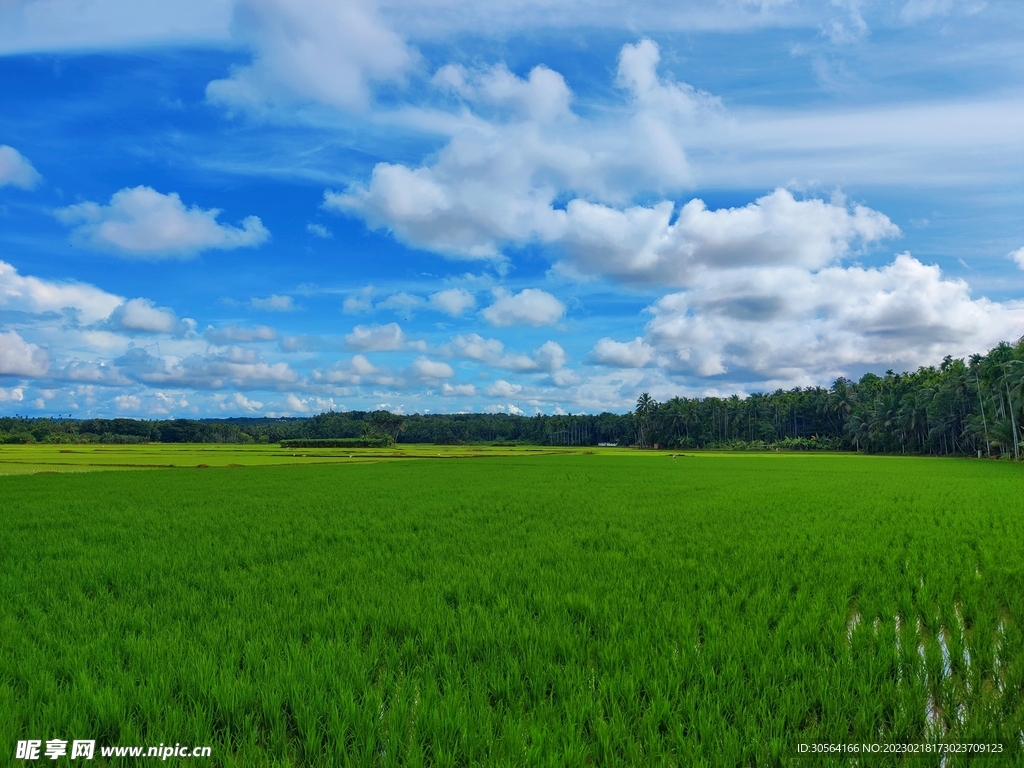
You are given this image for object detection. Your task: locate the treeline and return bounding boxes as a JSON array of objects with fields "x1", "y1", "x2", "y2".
[
  {"x1": 631, "y1": 340, "x2": 1023, "y2": 458},
  {"x1": 2, "y1": 339, "x2": 1023, "y2": 458}
]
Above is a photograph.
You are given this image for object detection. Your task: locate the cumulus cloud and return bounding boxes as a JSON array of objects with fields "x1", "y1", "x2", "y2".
[
  {"x1": 0, "y1": 386, "x2": 25, "y2": 402},
  {"x1": 221, "y1": 392, "x2": 263, "y2": 412},
  {"x1": 439, "y1": 332, "x2": 563, "y2": 371},
  {"x1": 0, "y1": 330, "x2": 49, "y2": 377},
  {"x1": 279, "y1": 334, "x2": 323, "y2": 352},
  {"x1": 349, "y1": 353, "x2": 378, "y2": 376},
  {"x1": 0, "y1": 259, "x2": 123, "y2": 324},
  {"x1": 481, "y1": 288, "x2": 565, "y2": 327},
  {"x1": 642, "y1": 253, "x2": 1024, "y2": 382},
  {"x1": 206, "y1": 0, "x2": 416, "y2": 112},
  {"x1": 111, "y1": 298, "x2": 181, "y2": 334},
  {"x1": 280, "y1": 393, "x2": 338, "y2": 414},
  {"x1": 329, "y1": 39, "x2": 953, "y2": 289},
  {"x1": 482, "y1": 402, "x2": 526, "y2": 414},
  {"x1": 441, "y1": 332, "x2": 506, "y2": 362},
  {"x1": 551, "y1": 368, "x2": 581, "y2": 387},
  {"x1": 115, "y1": 346, "x2": 298, "y2": 389},
  {"x1": 150, "y1": 391, "x2": 190, "y2": 414},
  {"x1": 251, "y1": 294, "x2": 295, "y2": 311},
  {"x1": 590, "y1": 337, "x2": 655, "y2": 368},
  {"x1": 56, "y1": 186, "x2": 269, "y2": 259},
  {"x1": 441, "y1": 382, "x2": 476, "y2": 396},
  {"x1": 1009, "y1": 247, "x2": 1024, "y2": 270},
  {"x1": 343, "y1": 285, "x2": 375, "y2": 314},
  {"x1": 377, "y1": 291, "x2": 424, "y2": 318},
  {"x1": 205, "y1": 324, "x2": 277, "y2": 344},
  {"x1": 484, "y1": 379, "x2": 521, "y2": 397},
  {"x1": 560, "y1": 188, "x2": 898, "y2": 285},
  {"x1": 532, "y1": 340, "x2": 567, "y2": 372},
  {"x1": 313, "y1": 354, "x2": 384, "y2": 385},
  {"x1": 345, "y1": 322, "x2": 411, "y2": 351},
  {"x1": 411, "y1": 356, "x2": 454, "y2": 380},
  {"x1": 433, "y1": 61, "x2": 573, "y2": 123},
  {"x1": 329, "y1": 39, "x2": 721, "y2": 261},
  {"x1": 0, "y1": 145, "x2": 41, "y2": 189},
  {"x1": 429, "y1": 287, "x2": 475, "y2": 316},
  {"x1": 113, "y1": 393, "x2": 142, "y2": 412},
  {"x1": 285, "y1": 393, "x2": 310, "y2": 412}
]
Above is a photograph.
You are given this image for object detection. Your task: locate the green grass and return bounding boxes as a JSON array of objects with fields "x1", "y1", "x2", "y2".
[{"x1": 1, "y1": 452, "x2": 1023, "y2": 766}]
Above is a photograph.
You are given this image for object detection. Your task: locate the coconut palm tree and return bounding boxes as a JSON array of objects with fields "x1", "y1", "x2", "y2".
[{"x1": 635, "y1": 392, "x2": 657, "y2": 448}]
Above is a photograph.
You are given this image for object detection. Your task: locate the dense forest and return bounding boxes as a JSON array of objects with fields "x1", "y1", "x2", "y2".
[{"x1": 2, "y1": 338, "x2": 1023, "y2": 458}]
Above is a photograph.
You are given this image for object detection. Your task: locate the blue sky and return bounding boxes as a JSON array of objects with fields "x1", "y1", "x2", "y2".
[{"x1": 1, "y1": 0, "x2": 1022, "y2": 418}]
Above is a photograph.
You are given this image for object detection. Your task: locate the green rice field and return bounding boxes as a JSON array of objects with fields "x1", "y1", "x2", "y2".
[{"x1": 2, "y1": 447, "x2": 1023, "y2": 766}]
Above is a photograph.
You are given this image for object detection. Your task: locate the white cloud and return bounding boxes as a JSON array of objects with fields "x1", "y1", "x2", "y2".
[
  {"x1": 440, "y1": 333, "x2": 505, "y2": 362},
  {"x1": 1010, "y1": 247, "x2": 1024, "y2": 270},
  {"x1": 532, "y1": 340, "x2": 566, "y2": 371},
  {"x1": 350, "y1": 354, "x2": 377, "y2": 376},
  {"x1": 56, "y1": 186, "x2": 269, "y2": 259},
  {"x1": 285, "y1": 393, "x2": 310, "y2": 412},
  {"x1": 643, "y1": 253, "x2": 1024, "y2": 382},
  {"x1": 111, "y1": 298, "x2": 179, "y2": 334},
  {"x1": 345, "y1": 322, "x2": 408, "y2": 351},
  {"x1": 343, "y1": 286, "x2": 375, "y2": 314},
  {"x1": 279, "y1": 334, "x2": 322, "y2": 352},
  {"x1": 429, "y1": 287, "x2": 475, "y2": 316},
  {"x1": 482, "y1": 288, "x2": 565, "y2": 327},
  {"x1": 329, "y1": 37, "x2": 1024, "y2": 279},
  {"x1": 0, "y1": 259, "x2": 123, "y2": 324},
  {"x1": 0, "y1": 0, "x2": 232, "y2": 54},
  {"x1": 206, "y1": 0, "x2": 416, "y2": 112},
  {"x1": 116, "y1": 346, "x2": 298, "y2": 389},
  {"x1": 313, "y1": 354, "x2": 381, "y2": 385},
  {"x1": 433, "y1": 61, "x2": 573, "y2": 123},
  {"x1": 441, "y1": 382, "x2": 476, "y2": 396},
  {"x1": 439, "y1": 332, "x2": 556, "y2": 371},
  {"x1": 152, "y1": 391, "x2": 189, "y2": 414},
  {"x1": 484, "y1": 379, "x2": 521, "y2": 397},
  {"x1": 0, "y1": 145, "x2": 41, "y2": 189},
  {"x1": 377, "y1": 291, "x2": 424, "y2": 318},
  {"x1": 0, "y1": 330, "x2": 49, "y2": 377},
  {"x1": 551, "y1": 368, "x2": 580, "y2": 386},
  {"x1": 281, "y1": 393, "x2": 337, "y2": 414},
  {"x1": 329, "y1": 39, "x2": 720, "y2": 261},
  {"x1": 113, "y1": 394, "x2": 142, "y2": 412},
  {"x1": 0, "y1": 386, "x2": 24, "y2": 402},
  {"x1": 411, "y1": 356, "x2": 454, "y2": 380},
  {"x1": 205, "y1": 324, "x2": 277, "y2": 344},
  {"x1": 251, "y1": 294, "x2": 295, "y2": 311},
  {"x1": 306, "y1": 222, "x2": 332, "y2": 238},
  {"x1": 590, "y1": 337, "x2": 656, "y2": 368},
  {"x1": 221, "y1": 392, "x2": 263, "y2": 412},
  {"x1": 559, "y1": 188, "x2": 898, "y2": 286}
]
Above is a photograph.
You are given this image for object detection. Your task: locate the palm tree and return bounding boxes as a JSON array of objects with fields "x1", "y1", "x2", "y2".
[
  {"x1": 847, "y1": 411, "x2": 869, "y2": 452},
  {"x1": 635, "y1": 392, "x2": 657, "y2": 448},
  {"x1": 1001, "y1": 360, "x2": 1023, "y2": 459}
]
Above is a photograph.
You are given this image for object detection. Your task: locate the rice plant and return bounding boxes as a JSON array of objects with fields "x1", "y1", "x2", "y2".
[{"x1": 2, "y1": 453, "x2": 1022, "y2": 765}]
